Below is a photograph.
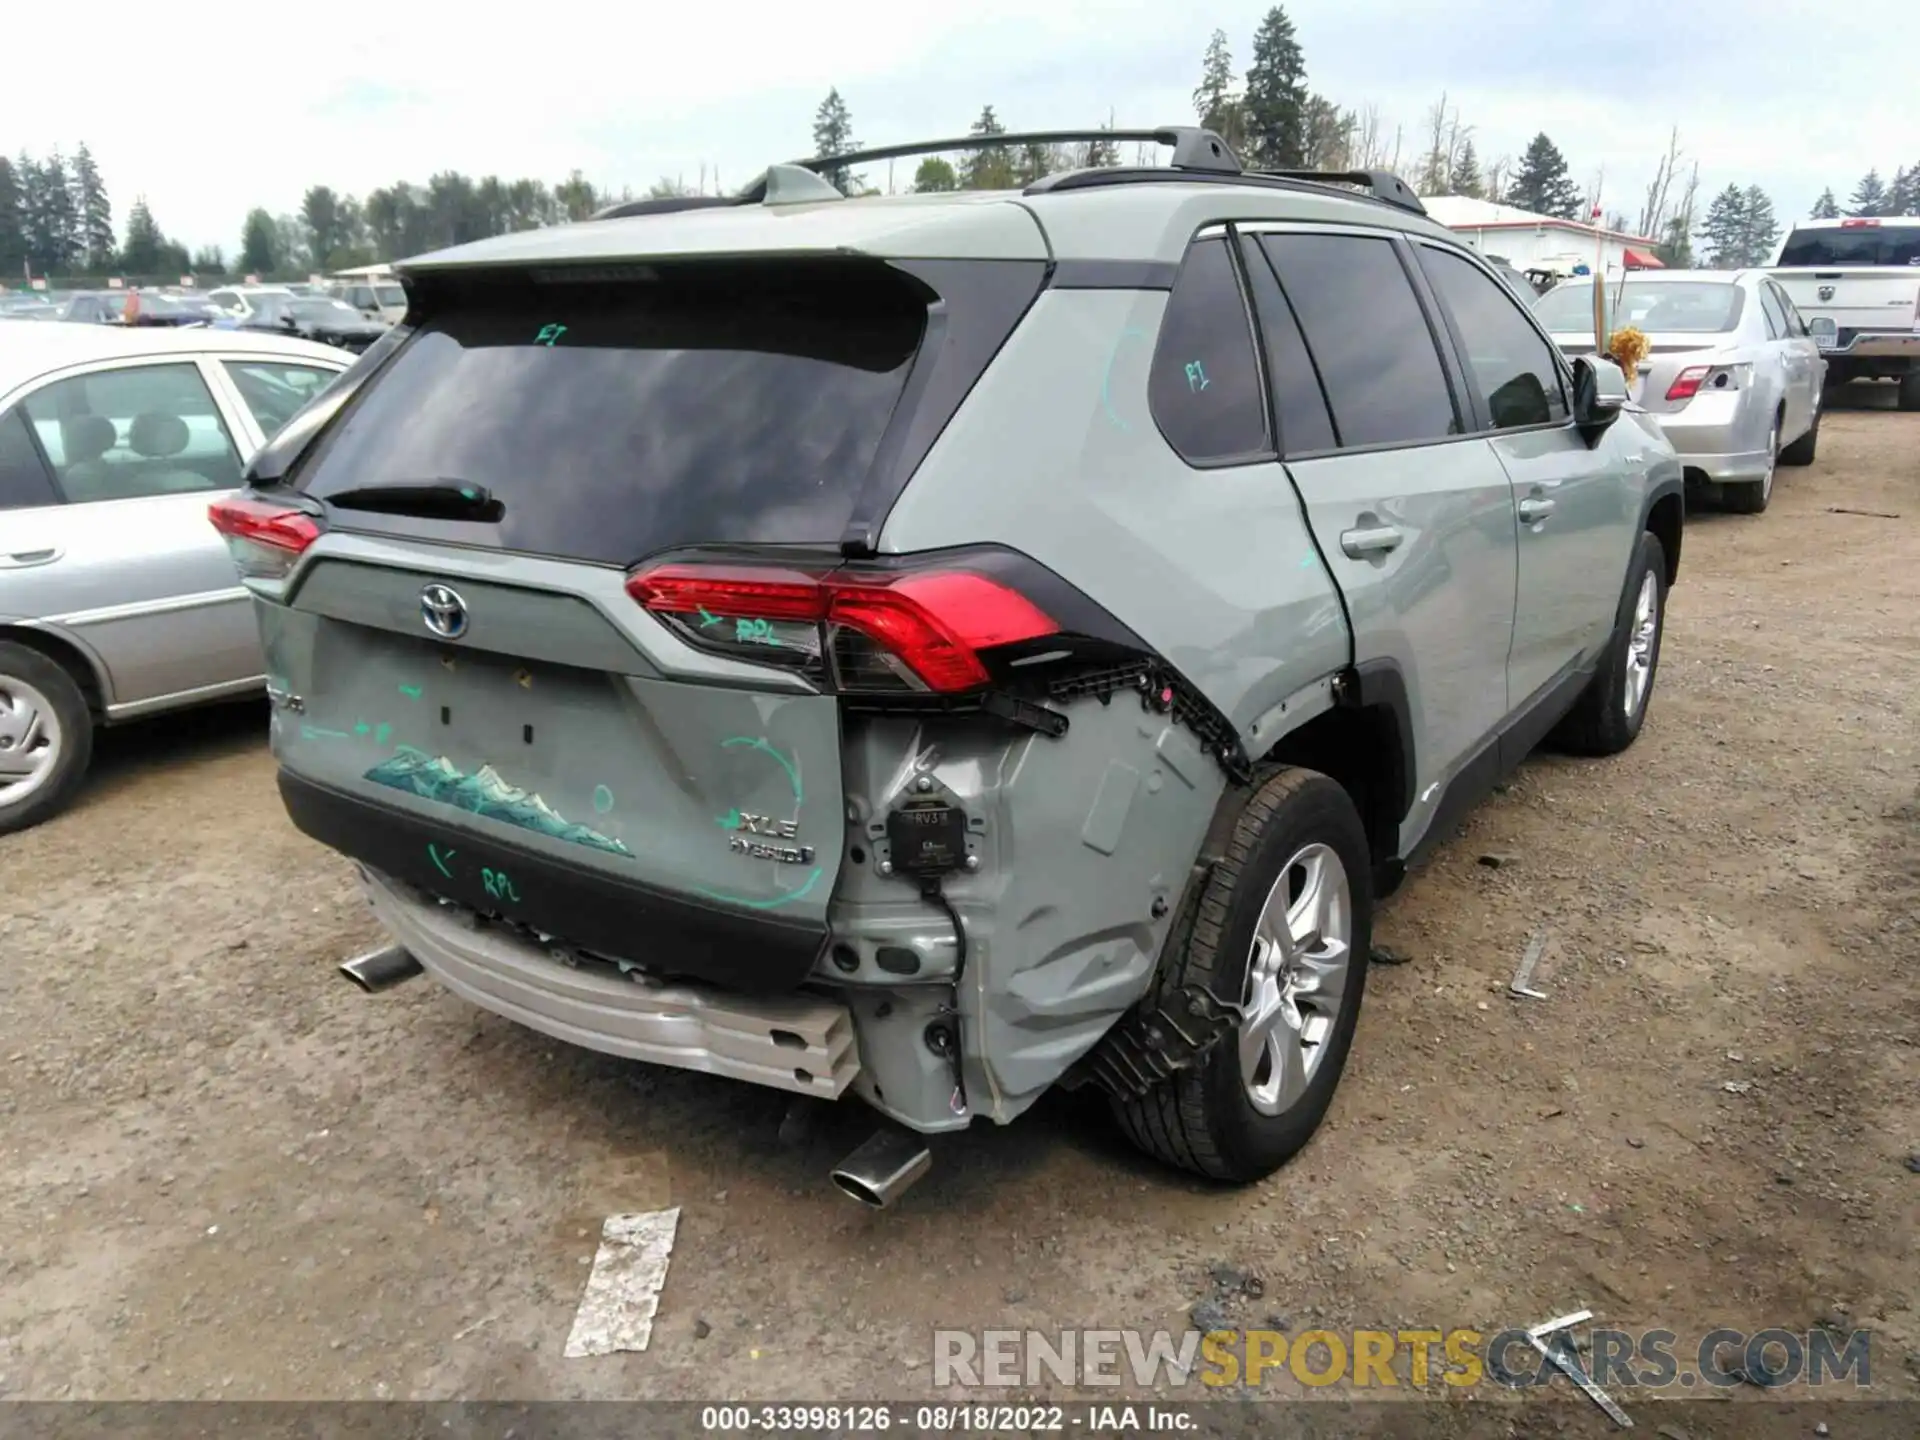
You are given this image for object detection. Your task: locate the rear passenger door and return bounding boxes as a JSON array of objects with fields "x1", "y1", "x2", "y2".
[
  {"x1": 1414, "y1": 242, "x2": 1629, "y2": 715},
  {"x1": 1761, "y1": 280, "x2": 1816, "y2": 438},
  {"x1": 1245, "y1": 227, "x2": 1521, "y2": 846}
]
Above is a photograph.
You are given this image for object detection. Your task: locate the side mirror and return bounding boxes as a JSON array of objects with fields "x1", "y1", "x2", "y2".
[
  {"x1": 279, "y1": 313, "x2": 299, "y2": 331},
  {"x1": 1572, "y1": 355, "x2": 1628, "y2": 446}
]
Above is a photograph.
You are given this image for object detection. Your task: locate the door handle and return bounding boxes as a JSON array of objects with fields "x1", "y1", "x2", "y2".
[
  {"x1": 1518, "y1": 498, "x2": 1557, "y2": 524},
  {"x1": 1339, "y1": 525, "x2": 1403, "y2": 559},
  {"x1": 0, "y1": 548, "x2": 62, "y2": 569}
]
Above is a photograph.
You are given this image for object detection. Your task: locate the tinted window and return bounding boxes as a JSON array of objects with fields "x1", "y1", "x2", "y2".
[
  {"x1": 1240, "y1": 236, "x2": 1335, "y2": 454},
  {"x1": 297, "y1": 261, "x2": 927, "y2": 565},
  {"x1": 0, "y1": 406, "x2": 60, "y2": 510},
  {"x1": 226, "y1": 361, "x2": 342, "y2": 438},
  {"x1": 20, "y1": 362, "x2": 243, "y2": 503},
  {"x1": 1259, "y1": 234, "x2": 1459, "y2": 448},
  {"x1": 1777, "y1": 224, "x2": 1920, "y2": 267},
  {"x1": 1148, "y1": 238, "x2": 1269, "y2": 463},
  {"x1": 1420, "y1": 247, "x2": 1568, "y2": 430}
]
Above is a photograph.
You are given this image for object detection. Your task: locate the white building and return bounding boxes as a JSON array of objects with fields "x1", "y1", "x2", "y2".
[{"x1": 1418, "y1": 196, "x2": 1664, "y2": 281}]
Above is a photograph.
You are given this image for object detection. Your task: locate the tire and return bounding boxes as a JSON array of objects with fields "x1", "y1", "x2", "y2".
[
  {"x1": 1552, "y1": 530, "x2": 1668, "y2": 758},
  {"x1": 1780, "y1": 401, "x2": 1820, "y2": 466},
  {"x1": 1111, "y1": 768, "x2": 1372, "y2": 1182},
  {"x1": 1721, "y1": 413, "x2": 1781, "y2": 514},
  {"x1": 0, "y1": 641, "x2": 94, "y2": 836},
  {"x1": 1899, "y1": 370, "x2": 1920, "y2": 412}
]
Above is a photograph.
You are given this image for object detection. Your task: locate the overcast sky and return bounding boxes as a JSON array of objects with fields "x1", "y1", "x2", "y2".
[{"x1": 6, "y1": 0, "x2": 1913, "y2": 256}]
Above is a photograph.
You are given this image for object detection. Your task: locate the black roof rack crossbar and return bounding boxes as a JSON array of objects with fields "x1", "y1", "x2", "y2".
[
  {"x1": 1245, "y1": 168, "x2": 1427, "y2": 216},
  {"x1": 787, "y1": 127, "x2": 1241, "y2": 181}
]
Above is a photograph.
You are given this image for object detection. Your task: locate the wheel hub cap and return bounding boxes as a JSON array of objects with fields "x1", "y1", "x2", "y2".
[
  {"x1": 0, "y1": 676, "x2": 62, "y2": 806},
  {"x1": 1623, "y1": 571, "x2": 1659, "y2": 719},
  {"x1": 1238, "y1": 842, "x2": 1353, "y2": 1116}
]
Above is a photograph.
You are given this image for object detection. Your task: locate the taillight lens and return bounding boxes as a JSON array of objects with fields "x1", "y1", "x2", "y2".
[
  {"x1": 1665, "y1": 366, "x2": 1711, "y2": 402},
  {"x1": 626, "y1": 561, "x2": 1059, "y2": 694},
  {"x1": 208, "y1": 495, "x2": 321, "y2": 580}
]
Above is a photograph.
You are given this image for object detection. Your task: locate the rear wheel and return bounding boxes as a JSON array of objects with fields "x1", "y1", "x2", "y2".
[
  {"x1": 1553, "y1": 530, "x2": 1667, "y2": 758},
  {"x1": 1722, "y1": 414, "x2": 1780, "y2": 514},
  {"x1": 1111, "y1": 769, "x2": 1372, "y2": 1182},
  {"x1": 0, "y1": 642, "x2": 93, "y2": 836},
  {"x1": 1780, "y1": 399, "x2": 1820, "y2": 466}
]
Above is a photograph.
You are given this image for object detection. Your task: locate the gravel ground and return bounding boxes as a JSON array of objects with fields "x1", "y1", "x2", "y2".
[{"x1": 0, "y1": 388, "x2": 1914, "y2": 1425}]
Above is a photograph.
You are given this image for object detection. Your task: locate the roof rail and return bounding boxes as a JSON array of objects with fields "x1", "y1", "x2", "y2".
[
  {"x1": 591, "y1": 195, "x2": 741, "y2": 221},
  {"x1": 729, "y1": 126, "x2": 1242, "y2": 202},
  {"x1": 1246, "y1": 168, "x2": 1427, "y2": 216}
]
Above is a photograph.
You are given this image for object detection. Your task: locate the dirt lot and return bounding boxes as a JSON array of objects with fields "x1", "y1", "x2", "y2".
[{"x1": 1, "y1": 390, "x2": 1915, "y2": 1423}]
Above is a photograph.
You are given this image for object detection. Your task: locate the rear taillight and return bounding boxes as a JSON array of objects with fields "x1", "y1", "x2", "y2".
[
  {"x1": 1665, "y1": 366, "x2": 1710, "y2": 402},
  {"x1": 208, "y1": 495, "x2": 321, "y2": 580},
  {"x1": 1666, "y1": 363, "x2": 1746, "y2": 403},
  {"x1": 626, "y1": 561, "x2": 1059, "y2": 694}
]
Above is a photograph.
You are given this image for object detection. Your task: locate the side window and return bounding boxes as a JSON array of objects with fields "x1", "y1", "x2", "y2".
[
  {"x1": 1148, "y1": 236, "x2": 1270, "y2": 464},
  {"x1": 1258, "y1": 233, "x2": 1460, "y2": 449},
  {"x1": 225, "y1": 361, "x2": 341, "y2": 438},
  {"x1": 1756, "y1": 284, "x2": 1787, "y2": 339},
  {"x1": 1238, "y1": 236, "x2": 1336, "y2": 454},
  {"x1": 350, "y1": 287, "x2": 376, "y2": 309},
  {"x1": 19, "y1": 363, "x2": 244, "y2": 504},
  {"x1": 1419, "y1": 247, "x2": 1570, "y2": 430},
  {"x1": 209, "y1": 291, "x2": 237, "y2": 312},
  {"x1": 0, "y1": 407, "x2": 62, "y2": 510},
  {"x1": 1768, "y1": 283, "x2": 1807, "y2": 337}
]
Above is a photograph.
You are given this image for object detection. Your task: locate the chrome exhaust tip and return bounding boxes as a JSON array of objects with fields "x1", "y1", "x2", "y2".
[
  {"x1": 339, "y1": 944, "x2": 424, "y2": 994},
  {"x1": 830, "y1": 1129, "x2": 932, "y2": 1210}
]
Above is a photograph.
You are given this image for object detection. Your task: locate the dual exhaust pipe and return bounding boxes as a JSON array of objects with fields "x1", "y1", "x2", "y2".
[{"x1": 335, "y1": 944, "x2": 933, "y2": 1208}]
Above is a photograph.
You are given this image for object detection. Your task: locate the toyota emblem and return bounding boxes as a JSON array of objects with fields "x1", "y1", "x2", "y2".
[
  {"x1": 420, "y1": 583, "x2": 469, "y2": 639},
  {"x1": 1818, "y1": 284, "x2": 1835, "y2": 301}
]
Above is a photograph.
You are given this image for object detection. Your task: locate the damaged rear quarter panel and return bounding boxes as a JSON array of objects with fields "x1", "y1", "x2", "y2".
[{"x1": 849, "y1": 287, "x2": 1353, "y2": 1125}]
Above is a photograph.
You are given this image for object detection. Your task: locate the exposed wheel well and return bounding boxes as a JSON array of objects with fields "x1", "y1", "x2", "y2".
[
  {"x1": 0, "y1": 626, "x2": 106, "y2": 718},
  {"x1": 1646, "y1": 492, "x2": 1683, "y2": 585},
  {"x1": 1257, "y1": 701, "x2": 1406, "y2": 875}
]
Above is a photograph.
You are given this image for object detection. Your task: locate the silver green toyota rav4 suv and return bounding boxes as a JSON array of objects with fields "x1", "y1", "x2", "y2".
[{"x1": 211, "y1": 128, "x2": 1683, "y2": 1205}]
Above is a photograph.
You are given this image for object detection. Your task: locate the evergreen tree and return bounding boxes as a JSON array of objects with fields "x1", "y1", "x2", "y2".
[
  {"x1": 553, "y1": 170, "x2": 599, "y2": 223},
  {"x1": 34, "y1": 151, "x2": 80, "y2": 273},
  {"x1": 1448, "y1": 138, "x2": 1484, "y2": 198},
  {"x1": 912, "y1": 158, "x2": 958, "y2": 193},
  {"x1": 239, "y1": 207, "x2": 279, "y2": 276},
  {"x1": 1847, "y1": 170, "x2": 1887, "y2": 217},
  {"x1": 811, "y1": 88, "x2": 861, "y2": 195},
  {"x1": 191, "y1": 245, "x2": 227, "y2": 279},
  {"x1": 1741, "y1": 185, "x2": 1779, "y2": 266},
  {"x1": 1192, "y1": 29, "x2": 1245, "y2": 152},
  {"x1": 1242, "y1": 6, "x2": 1308, "y2": 169},
  {"x1": 1016, "y1": 141, "x2": 1057, "y2": 185},
  {"x1": 70, "y1": 143, "x2": 114, "y2": 271},
  {"x1": 120, "y1": 197, "x2": 164, "y2": 276},
  {"x1": 960, "y1": 106, "x2": 1013, "y2": 190},
  {"x1": 1083, "y1": 117, "x2": 1122, "y2": 168},
  {"x1": 1809, "y1": 188, "x2": 1840, "y2": 220},
  {"x1": 1700, "y1": 185, "x2": 1750, "y2": 268},
  {"x1": 1302, "y1": 94, "x2": 1348, "y2": 171},
  {"x1": 1655, "y1": 213, "x2": 1694, "y2": 269},
  {"x1": 301, "y1": 186, "x2": 344, "y2": 269},
  {"x1": 1890, "y1": 166, "x2": 1920, "y2": 216},
  {"x1": 1507, "y1": 133, "x2": 1582, "y2": 219},
  {"x1": 0, "y1": 156, "x2": 23, "y2": 280}
]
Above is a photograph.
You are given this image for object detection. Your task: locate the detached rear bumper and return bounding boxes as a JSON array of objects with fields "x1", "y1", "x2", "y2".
[{"x1": 360, "y1": 867, "x2": 860, "y2": 1100}]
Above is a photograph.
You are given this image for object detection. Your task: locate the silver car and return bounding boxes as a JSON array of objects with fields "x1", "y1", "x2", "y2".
[
  {"x1": 0, "y1": 323, "x2": 351, "y2": 833},
  {"x1": 1533, "y1": 270, "x2": 1826, "y2": 514}
]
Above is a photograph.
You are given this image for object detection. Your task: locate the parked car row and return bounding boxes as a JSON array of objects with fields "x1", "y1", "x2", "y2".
[{"x1": 1, "y1": 275, "x2": 404, "y2": 356}]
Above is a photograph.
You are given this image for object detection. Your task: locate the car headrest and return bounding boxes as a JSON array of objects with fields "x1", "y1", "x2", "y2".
[
  {"x1": 60, "y1": 414, "x2": 116, "y2": 464},
  {"x1": 129, "y1": 412, "x2": 190, "y2": 458}
]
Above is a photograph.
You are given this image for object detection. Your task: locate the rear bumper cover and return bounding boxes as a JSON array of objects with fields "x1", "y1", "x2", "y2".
[
  {"x1": 360, "y1": 868, "x2": 859, "y2": 1100},
  {"x1": 278, "y1": 769, "x2": 827, "y2": 993}
]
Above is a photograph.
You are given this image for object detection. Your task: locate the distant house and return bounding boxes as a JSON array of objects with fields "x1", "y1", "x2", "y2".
[{"x1": 1419, "y1": 196, "x2": 1664, "y2": 281}]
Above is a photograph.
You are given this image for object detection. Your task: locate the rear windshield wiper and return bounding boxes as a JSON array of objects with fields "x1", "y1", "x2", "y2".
[{"x1": 322, "y1": 480, "x2": 505, "y2": 523}]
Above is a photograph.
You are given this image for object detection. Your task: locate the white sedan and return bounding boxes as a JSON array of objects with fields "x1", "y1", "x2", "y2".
[
  {"x1": 1533, "y1": 269, "x2": 1827, "y2": 514},
  {"x1": 0, "y1": 324, "x2": 353, "y2": 833}
]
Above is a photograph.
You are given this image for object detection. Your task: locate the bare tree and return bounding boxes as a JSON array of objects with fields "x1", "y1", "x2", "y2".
[
  {"x1": 1636, "y1": 127, "x2": 1685, "y2": 241},
  {"x1": 1484, "y1": 154, "x2": 1512, "y2": 203},
  {"x1": 1415, "y1": 92, "x2": 1474, "y2": 195}
]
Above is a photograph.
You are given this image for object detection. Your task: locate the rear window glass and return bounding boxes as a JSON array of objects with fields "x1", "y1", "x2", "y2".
[
  {"x1": 297, "y1": 263, "x2": 927, "y2": 566},
  {"x1": 1534, "y1": 281, "x2": 1744, "y2": 335},
  {"x1": 1776, "y1": 225, "x2": 1920, "y2": 267}
]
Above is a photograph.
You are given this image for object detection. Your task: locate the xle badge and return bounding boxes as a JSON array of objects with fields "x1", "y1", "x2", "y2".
[{"x1": 721, "y1": 811, "x2": 815, "y2": 865}]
